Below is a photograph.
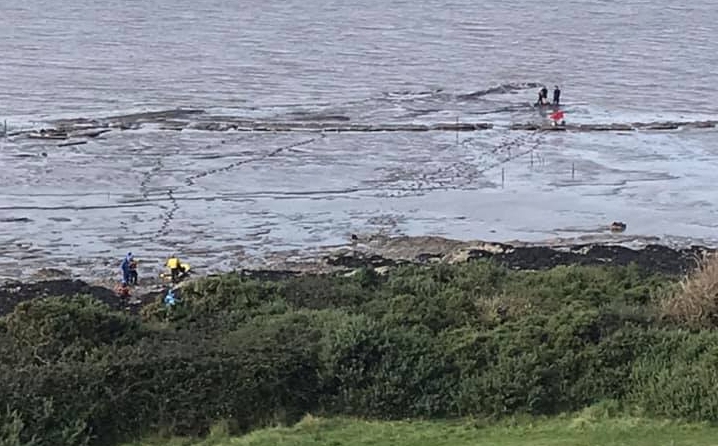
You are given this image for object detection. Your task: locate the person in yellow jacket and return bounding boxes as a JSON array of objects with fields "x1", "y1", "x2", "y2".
[{"x1": 166, "y1": 255, "x2": 186, "y2": 283}]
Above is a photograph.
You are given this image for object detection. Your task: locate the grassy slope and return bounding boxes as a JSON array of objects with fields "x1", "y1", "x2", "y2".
[{"x1": 131, "y1": 414, "x2": 718, "y2": 446}]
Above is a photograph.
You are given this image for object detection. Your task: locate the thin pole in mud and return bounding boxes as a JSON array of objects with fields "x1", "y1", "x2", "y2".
[
  {"x1": 501, "y1": 168, "x2": 505, "y2": 188},
  {"x1": 2, "y1": 120, "x2": 6, "y2": 138},
  {"x1": 530, "y1": 150, "x2": 533, "y2": 168},
  {"x1": 572, "y1": 162, "x2": 575, "y2": 180}
]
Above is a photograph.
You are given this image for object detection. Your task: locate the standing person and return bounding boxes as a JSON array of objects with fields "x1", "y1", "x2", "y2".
[
  {"x1": 128, "y1": 257, "x2": 138, "y2": 285},
  {"x1": 120, "y1": 252, "x2": 133, "y2": 284},
  {"x1": 541, "y1": 86, "x2": 548, "y2": 102},
  {"x1": 553, "y1": 85, "x2": 561, "y2": 105}
]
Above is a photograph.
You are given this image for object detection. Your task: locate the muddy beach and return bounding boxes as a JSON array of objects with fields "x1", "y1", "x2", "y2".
[{"x1": 2, "y1": 86, "x2": 718, "y2": 287}]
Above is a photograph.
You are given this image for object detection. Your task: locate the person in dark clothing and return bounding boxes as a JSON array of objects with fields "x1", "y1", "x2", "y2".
[
  {"x1": 128, "y1": 258, "x2": 138, "y2": 285},
  {"x1": 553, "y1": 85, "x2": 561, "y2": 105},
  {"x1": 536, "y1": 87, "x2": 549, "y2": 106},
  {"x1": 120, "y1": 252, "x2": 133, "y2": 284}
]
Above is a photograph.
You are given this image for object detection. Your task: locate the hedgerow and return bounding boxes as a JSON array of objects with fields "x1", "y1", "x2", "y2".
[{"x1": 0, "y1": 260, "x2": 713, "y2": 445}]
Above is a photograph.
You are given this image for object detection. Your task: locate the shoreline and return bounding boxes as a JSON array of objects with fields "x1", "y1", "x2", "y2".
[
  {"x1": 7, "y1": 233, "x2": 715, "y2": 281},
  {"x1": 4, "y1": 233, "x2": 714, "y2": 284},
  {"x1": 1, "y1": 235, "x2": 711, "y2": 316}
]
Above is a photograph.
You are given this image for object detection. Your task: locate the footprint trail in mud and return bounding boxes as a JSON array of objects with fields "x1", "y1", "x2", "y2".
[
  {"x1": 136, "y1": 142, "x2": 175, "y2": 236},
  {"x1": 157, "y1": 189, "x2": 179, "y2": 237},
  {"x1": 154, "y1": 135, "x2": 325, "y2": 237},
  {"x1": 474, "y1": 131, "x2": 544, "y2": 174},
  {"x1": 146, "y1": 134, "x2": 261, "y2": 236},
  {"x1": 185, "y1": 135, "x2": 324, "y2": 186},
  {"x1": 366, "y1": 131, "x2": 544, "y2": 198},
  {"x1": 380, "y1": 131, "x2": 544, "y2": 196},
  {"x1": 139, "y1": 157, "x2": 164, "y2": 199}
]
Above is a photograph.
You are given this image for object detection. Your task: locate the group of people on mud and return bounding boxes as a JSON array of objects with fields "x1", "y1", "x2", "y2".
[
  {"x1": 114, "y1": 252, "x2": 191, "y2": 302},
  {"x1": 536, "y1": 85, "x2": 561, "y2": 106}
]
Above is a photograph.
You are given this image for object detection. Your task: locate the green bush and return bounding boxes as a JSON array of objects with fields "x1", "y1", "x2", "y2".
[
  {"x1": 318, "y1": 313, "x2": 457, "y2": 418},
  {"x1": 0, "y1": 315, "x2": 323, "y2": 445},
  {"x1": 1, "y1": 259, "x2": 716, "y2": 445},
  {"x1": 3, "y1": 295, "x2": 141, "y2": 364}
]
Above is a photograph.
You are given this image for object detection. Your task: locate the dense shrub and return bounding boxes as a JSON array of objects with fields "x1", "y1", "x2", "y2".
[
  {"x1": 318, "y1": 313, "x2": 457, "y2": 418},
  {"x1": 0, "y1": 260, "x2": 715, "y2": 445},
  {"x1": 4, "y1": 295, "x2": 141, "y2": 364},
  {"x1": 140, "y1": 275, "x2": 285, "y2": 329},
  {"x1": 1, "y1": 314, "x2": 323, "y2": 445}
]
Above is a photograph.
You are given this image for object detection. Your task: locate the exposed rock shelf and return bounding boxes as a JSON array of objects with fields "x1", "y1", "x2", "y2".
[
  {"x1": 324, "y1": 242, "x2": 709, "y2": 276},
  {"x1": 5, "y1": 108, "x2": 717, "y2": 145},
  {"x1": 510, "y1": 120, "x2": 718, "y2": 132}
]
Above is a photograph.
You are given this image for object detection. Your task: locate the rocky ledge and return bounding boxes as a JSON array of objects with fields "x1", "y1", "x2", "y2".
[
  {"x1": 510, "y1": 120, "x2": 718, "y2": 132},
  {"x1": 6, "y1": 109, "x2": 718, "y2": 147},
  {"x1": 324, "y1": 240, "x2": 710, "y2": 276}
]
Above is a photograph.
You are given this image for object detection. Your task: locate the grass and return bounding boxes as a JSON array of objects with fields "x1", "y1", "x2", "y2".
[{"x1": 127, "y1": 411, "x2": 718, "y2": 446}]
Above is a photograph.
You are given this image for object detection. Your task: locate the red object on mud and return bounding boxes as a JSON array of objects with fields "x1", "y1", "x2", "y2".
[{"x1": 550, "y1": 110, "x2": 565, "y2": 121}]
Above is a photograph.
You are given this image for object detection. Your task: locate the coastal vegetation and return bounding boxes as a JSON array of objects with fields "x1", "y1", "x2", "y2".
[{"x1": 1, "y1": 254, "x2": 718, "y2": 445}]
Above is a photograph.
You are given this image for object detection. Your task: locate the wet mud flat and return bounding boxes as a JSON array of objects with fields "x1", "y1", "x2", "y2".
[
  {"x1": 0, "y1": 238, "x2": 711, "y2": 317},
  {"x1": 2, "y1": 89, "x2": 717, "y2": 284},
  {"x1": 2, "y1": 114, "x2": 718, "y2": 284}
]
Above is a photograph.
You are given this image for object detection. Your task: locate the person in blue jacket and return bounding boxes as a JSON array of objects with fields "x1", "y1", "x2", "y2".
[
  {"x1": 120, "y1": 252, "x2": 133, "y2": 284},
  {"x1": 164, "y1": 288, "x2": 177, "y2": 306}
]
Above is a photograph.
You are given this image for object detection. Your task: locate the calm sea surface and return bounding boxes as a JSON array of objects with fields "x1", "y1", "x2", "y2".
[{"x1": 1, "y1": 0, "x2": 716, "y2": 120}]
